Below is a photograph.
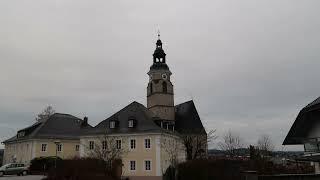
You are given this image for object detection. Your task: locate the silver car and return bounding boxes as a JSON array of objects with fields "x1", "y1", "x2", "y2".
[{"x1": 0, "y1": 163, "x2": 29, "y2": 176}]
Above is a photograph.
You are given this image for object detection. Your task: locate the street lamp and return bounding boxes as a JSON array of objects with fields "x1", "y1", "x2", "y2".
[{"x1": 54, "y1": 140, "x2": 61, "y2": 169}]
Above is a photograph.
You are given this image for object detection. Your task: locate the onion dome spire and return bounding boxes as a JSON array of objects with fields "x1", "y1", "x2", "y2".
[{"x1": 153, "y1": 31, "x2": 166, "y2": 64}]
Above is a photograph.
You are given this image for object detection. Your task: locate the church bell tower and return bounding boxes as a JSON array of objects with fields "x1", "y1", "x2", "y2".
[{"x1": 147, "y1": 34, "x2": 175, "y2": 122}]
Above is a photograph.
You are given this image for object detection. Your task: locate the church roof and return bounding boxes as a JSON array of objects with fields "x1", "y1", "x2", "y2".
[
  {"x1": 3, "y1": 101, "x2": 207, "y2": 143},
  {"x1": 82, "y1": 101, "x2": 166, "y2": 135},
  {"x1": 175, "y1": 100, "x2": 206, "y2": 134},
  {"x1": 283, "y1": 96, "x2": 320, "y2": 145},
  {"x1": 2, "y1": 113, "x2": 91, "y2": 144}
]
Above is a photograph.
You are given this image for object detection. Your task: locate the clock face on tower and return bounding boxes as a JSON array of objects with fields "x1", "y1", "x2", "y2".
[{"x1": 162, "y1": 74, "x2": 167, "y2": 80}]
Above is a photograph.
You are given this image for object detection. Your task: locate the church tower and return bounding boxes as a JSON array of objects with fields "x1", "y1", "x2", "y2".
[{"x1": 147, "y1": 35, "x2": 175, "y2": 123}]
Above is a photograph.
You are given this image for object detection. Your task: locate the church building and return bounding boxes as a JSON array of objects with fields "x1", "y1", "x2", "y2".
[{"x1": 2, "y1": 36, "x2": 207, "y2": 180}]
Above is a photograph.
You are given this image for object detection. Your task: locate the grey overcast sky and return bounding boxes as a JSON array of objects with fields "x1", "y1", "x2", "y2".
[{"x1": 0, "y1": 0, "x2": 319, "y2": 150}]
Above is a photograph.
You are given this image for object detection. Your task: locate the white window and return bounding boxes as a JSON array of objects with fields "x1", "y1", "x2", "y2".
[
  {"x1": 116, "y1": 140, "x2": 121, "y2": 149},
  {"x1": 130, "y1": 139, "x2": 136, "y2": 149},
  {"x1": 57, "y1": 144, "x2": 62, "y2": 152},
  {"x1": 102, "y1": 141, "x2": 107, "y2": 150},
  {"x1": 110, "y1": 121, "x2": 115, "y2": 128},
  {"x1": 130, "y1": 160, "x2": 136, "y2": 171},
  {"x1": 75, "y1": 145, "x2": 80, "y2": 151},
  {"x1": 89, "y1": 141, "x2": 94, "y2": 150},
  {"x1": 41, "y1": 144, "x2": 47, "y2": 152},
  {"x1": 145, "y1": 138, "x2": 151, "y2": 149},
  {"x1": 145, "y1": 160, "x2": 151, "y2": 171},
  {"x1": 128, "y1": 120, "x2": 134, "y2": 128}
]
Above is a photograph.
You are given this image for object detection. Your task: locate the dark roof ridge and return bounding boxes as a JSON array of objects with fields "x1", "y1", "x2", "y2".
[
  {"x1": 95, "y1": 101, "x2": 144, "y2": 127},
  {"x1": 304, "y1": 96, "x2": 320, "y2": 109},
  {"x1": 175, "y1": 100, "x2": 194, "y2": 107}
]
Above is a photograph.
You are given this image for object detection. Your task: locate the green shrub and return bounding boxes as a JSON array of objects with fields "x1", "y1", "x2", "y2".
[{"x1": 30, "y1": 156, "x2": 62, "y2": 173}]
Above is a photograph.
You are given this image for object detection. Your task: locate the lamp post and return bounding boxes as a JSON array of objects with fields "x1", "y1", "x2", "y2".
[{"x1": 54, "y1": 140, "x2": 61, "y2": 169}]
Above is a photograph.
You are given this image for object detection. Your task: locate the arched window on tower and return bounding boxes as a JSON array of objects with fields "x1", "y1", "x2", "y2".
[
  {"x1": 162, "y1": 81, "x2": 167, "y2": 93},
  {"x1": 150, "y1": 82, "x2": 153, "y2": 94}
]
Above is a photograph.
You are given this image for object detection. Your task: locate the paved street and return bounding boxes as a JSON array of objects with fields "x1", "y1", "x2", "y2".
[{"x1": 0, "y1": 175, "x2": 45, "y2": 180}]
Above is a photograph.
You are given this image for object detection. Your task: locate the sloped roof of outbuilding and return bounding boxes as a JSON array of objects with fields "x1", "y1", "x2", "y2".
[
  {"x1": 82, "y1": 101, "x2": 165, "y2": 136},
  {"x1": 2, "y1": 113, "x2": 91, "y2": 143},
  {"x1": 175, "y1": 100, "x2": 206, "y2": 135},
  {"x1": 283, "y1": 96, "x2": 320, "y2": 145}
]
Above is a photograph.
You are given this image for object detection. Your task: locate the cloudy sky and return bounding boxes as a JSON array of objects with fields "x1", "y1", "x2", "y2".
[{"x1": 1, "y1": 0, "x2": 320, "y2": 150}]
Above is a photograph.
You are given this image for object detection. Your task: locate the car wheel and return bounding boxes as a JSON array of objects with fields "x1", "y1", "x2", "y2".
[
  {"x1": 22, "y1": 171, "x2": 27, "y2": 176},
  {"x1": 0, "y1": 171, "x2": 3, "y2": 177}
]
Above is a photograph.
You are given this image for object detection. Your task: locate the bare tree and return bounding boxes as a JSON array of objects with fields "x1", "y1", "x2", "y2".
[
  {"x1": 161, "y1": 136, "x2": 184, "y2": 169},
  {"x1": 219, "y1": 130, "x2": 244, "y2": 157},
  {"x1": 36, "y1": 105, "x2": 55, "y2": 122},
  {"x1": 257, "y1": 134, "x2": 274, "y2": 156},
  {"x1": 181, "y1": 129, "x2": 217, "y2": 160},
  {"x1": 84, "y1": 131, "x2": 128, "y2": 167}
]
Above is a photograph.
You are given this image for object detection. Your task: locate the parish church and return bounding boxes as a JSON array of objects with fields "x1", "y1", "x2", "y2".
[{"x1": 2, "y1": 36, "x2": 207, "y2": 179}]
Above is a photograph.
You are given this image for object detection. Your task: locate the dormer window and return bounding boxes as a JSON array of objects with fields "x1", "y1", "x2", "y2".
[
  {"x1": 128, "y1": 120, "x2": 134, "y2": 128},
  {"x1": 110, "y1": 121, "x2": 115, "y2": 129},
  {"x1": 109, "y1": 120, "x2": 119, "y2": 129},
  {"x1": 17, "y1": 131, "x2": 25, "y2": 138}
]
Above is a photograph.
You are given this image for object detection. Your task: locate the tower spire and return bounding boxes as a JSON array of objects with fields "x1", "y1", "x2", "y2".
[{"x1": 153, "y1": 32, "x2": 166, "y2": 64}]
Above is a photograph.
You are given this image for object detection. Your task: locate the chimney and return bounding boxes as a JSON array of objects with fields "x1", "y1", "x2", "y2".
[{"x1": 82, "y1": 116, "x2": 88, "y2": 127}]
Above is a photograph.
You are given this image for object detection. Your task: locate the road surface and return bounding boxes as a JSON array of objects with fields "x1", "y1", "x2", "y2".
[{"x1": 0, "y1": 175, "x2": 45, "y2": 180}]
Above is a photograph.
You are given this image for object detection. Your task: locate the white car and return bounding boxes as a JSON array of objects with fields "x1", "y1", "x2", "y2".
[{"x1": 0, "y1": 163, "x2": 29, "y2": 176}]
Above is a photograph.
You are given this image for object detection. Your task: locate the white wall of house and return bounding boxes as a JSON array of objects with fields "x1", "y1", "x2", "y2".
[{"x1": 80, "y1": 133, "x2": 185, "y2": 177}]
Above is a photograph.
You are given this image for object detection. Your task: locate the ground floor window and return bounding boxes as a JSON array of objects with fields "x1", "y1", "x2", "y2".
[
  {"x1": 75, "y1": 145, "x2": 80, "y2": 151},
  {"x1": 145, "y1": 160, "x2": 151, "y2": 171},
  {"x1": 130, "y1": 160, "x2": 136, "y2": 171}
]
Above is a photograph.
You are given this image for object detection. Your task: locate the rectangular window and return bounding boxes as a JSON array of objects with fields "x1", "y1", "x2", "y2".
[
  {"x1": 89, "y1": 141, "x2": 94, "y2": 150},
  {"x1": 116, "y1": 140, "x2": 121, "y2": 149},
  {"x1": 128, "y1": 120, "x2": 134, "y2": 128},
  {"x1": 41, "y1": 144, "x2": 47, "y2": 152},
  {"x1": 102, "y1": 141, "x2": 107, "y2": 150},
  {"x1": 110, "y1": 121, "x2": 115, "y2": 128},
  {"x1": 130, "y1": 160, "x2": 136, "y2": 171},
  {"x1": 75, "y1": 145, "x2": 80, "y2": 151},
  {"x1": 57, "y1": 144, "x2": 62, "y2": 152},
  {"x1": 130, "y1": 139, "x2": 136, "y2": 149},
  {"x1": 145, "y1": 160, "x2": 151, "y2": 171},
  {"x1": 145, "y1": 138, "x2": 151, "y2": 149}
]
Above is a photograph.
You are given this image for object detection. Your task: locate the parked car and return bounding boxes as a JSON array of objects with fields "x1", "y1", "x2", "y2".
[{"x1": 0, "y1": 163, "x2": 29, "y2": 176}]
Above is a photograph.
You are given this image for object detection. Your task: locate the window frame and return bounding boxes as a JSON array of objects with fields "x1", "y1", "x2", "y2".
[
  {"x1": 144, "y1": 160, "x2": 151, "y2": 171},
  {"x1": 102, "y1": 140, "x2": 107, "y2": 150},
  {"x1": 75, "y1": 144, "x2": 80, "y2": 151},
  {"x1": 116, "y1": 139, "x2": 122, "y2": 149},
  {"x1": 129, "y1": 138, "x2": 136, "y2": 150},
  {"x1": 128, "y1": 120, "x2": 134, "y2": 128},
  {"x1": 41, "y1": 144, "x2": 47, "y2": 152},
  {"x1": 144, "y1": 138, "x2": 151, "y2": 149},
  {"x1": 89, "y1": 141, "x2": 94, "y2": 150},
  {"x1": 129, "y1": 160, "x2": 136, "y2": 171},
  {"x1": 57, "y1": 143, "x2": 63, "y2": 152},
  {"x1": 109, "y1": 121, "x2": 116, "y2": 129}
]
